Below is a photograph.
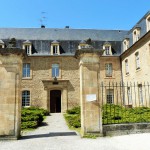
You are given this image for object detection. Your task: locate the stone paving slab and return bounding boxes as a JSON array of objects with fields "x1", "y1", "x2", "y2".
[{"x1": 0, "y1": 113, "x2": 150, "y2": 150}]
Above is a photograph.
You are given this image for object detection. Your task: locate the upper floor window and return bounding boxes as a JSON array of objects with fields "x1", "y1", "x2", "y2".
[
  {"x1": 22, "y1": 90, "x2": 30, "y2": 107},
  {"x1": 23, "y1": 63, "x2": 30, "y2": 78},
  {"x1": 23, "y1": 40, "x2": 32, "y2": 55},
  {"x1": 51, "y1": 41, "x2": 60, "y2": 55},
  {"x1": 105, "y1": 63, "x2": 112, "y2": 77},
  {"x1": 125, "y1": 59, "x2": 129, "y2": 74},
  {"x1": 123, "y1": 39, "x2": 129, "y2": 51},
  {"x1": 103, "y1": 42, "x2": 112, "y2": 55},
  {"x1": 135, "y1": 52, "x2": 140, "y2": 70},
  {"x1": 52, "y1": 64, "x2": 59, "y2": 77},
  {"x1": 133, "y1": 28, "x2": 140, "y2": 43},
  {"x1": 0, "y1": 40, "x2": 5, "y2": 48},
  {"x1": 146, "y1": 15, "x2": 150, "y2": 32}
]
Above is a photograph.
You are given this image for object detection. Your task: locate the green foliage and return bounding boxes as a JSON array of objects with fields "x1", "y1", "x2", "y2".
[
  {"x1": 64, "y1": 106, "x2": 81, "y2": 128},
  {"x1": 83, "y1": 133, "x2": 98, "y2": 139},
  {"x1": 21, "y1": 107, "x2": 49, "y2": 129},
  {"x1": 102, "y1": 104, "x2": 150, "y2": 125},
  {"x1": 66, "y1": 106, "x2": 80, "y2": 114}
]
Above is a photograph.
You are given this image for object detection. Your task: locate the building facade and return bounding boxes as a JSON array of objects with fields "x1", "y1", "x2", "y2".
[{"x1": 0, "y1": 11, "x2": 150, "y2": 113}]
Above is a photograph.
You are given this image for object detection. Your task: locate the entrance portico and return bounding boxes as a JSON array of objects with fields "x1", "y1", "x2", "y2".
[{"x1": 42, "y1": 79, "x2": 69, "y2": 113}]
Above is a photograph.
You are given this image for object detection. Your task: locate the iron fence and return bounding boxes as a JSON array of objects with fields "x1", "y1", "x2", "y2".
[{"x1": 100, "y1": 82, "x2": 150, "y2": 125}]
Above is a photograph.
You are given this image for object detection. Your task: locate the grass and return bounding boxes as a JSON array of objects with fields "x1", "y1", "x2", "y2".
[{"x1": 103, "y1": 104, "x2": 150, "y2": 124}]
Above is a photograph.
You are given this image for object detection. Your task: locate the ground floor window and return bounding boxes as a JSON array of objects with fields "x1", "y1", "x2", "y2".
[
  {"x1": 106, "y1": 89, "x2": 114, "y2": 104},
  {"x1": 22, "y1": 91, "x2": 30, "y2": 106}
]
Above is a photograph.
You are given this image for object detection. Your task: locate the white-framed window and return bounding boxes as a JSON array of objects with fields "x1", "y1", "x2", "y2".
[
  {"x1": 146, "y1": 15, "x2": 150, "y2": 32},
  {"x1": 138, "y1": 84, "x2": 143, "y2": 105},
  {"x1": 123, "y1": 39, "x2": 129, "y2": 51},
  {"x1": 23, "y1": 63, "x2": 30, "y2": 78},
  {"x1": 135, "y1": 52, "x2": 140, "y2": 69},
  {"x1": 105, "y1": 46, "x2": 110, "y2": 55},
  {"x1": 105, "y1": 63, "x2": 113, "y2": 77},
  {"x1": 24, "y1": 45, "x2": 31, "y2": 55},
  {"x1": 52, "y1": 64, "x2": 59, "y2": 77},
  {"x1": 133, "y1": 28, "x2": 140, "y2": 43},
  {"x1": 103, "y1": 42, "x2": 112, "y2": 56},
  {"x1": 51, "y1": 41, "x2": 60, "y2": 55},
  {"x1": 106, "y1": 89, "x2": 114, "y2": 104},
  {"x1": 23, "y1": 40, "x2": 32, "y2": 55},
  {"x1": 127, "y1": 87, "x2": 132, "y2": 105},
  {"x1": 22, "y1": 90, "x2": 30, "y2": 107},
  {"x1": 125, "y1": 59, "x2": 129, "y2": 74}
]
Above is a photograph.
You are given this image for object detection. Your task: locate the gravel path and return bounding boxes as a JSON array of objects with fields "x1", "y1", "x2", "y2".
[{"x1": 0, "y1": 113, "x2": 150, "y2": 150}]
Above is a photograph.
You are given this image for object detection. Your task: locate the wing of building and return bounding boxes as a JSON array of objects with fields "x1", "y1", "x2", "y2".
[{"x1": 0, "y1": 11, "x2": 150, "y2": 112}]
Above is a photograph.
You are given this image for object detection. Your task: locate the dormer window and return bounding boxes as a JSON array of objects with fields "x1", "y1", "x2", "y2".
[
  {"x1": 0, "y1": 40, "x2": 5, "y2": 48},
  {"x1": 78, "y1": 40, "x2": 88, "y2": 49},
  {"x1": 146, "y1": 15, "x2": 150, "y2": 32},
  {"x1": 23, "y1": 40, "x2": 32, "y2": 55},
  {"x1": 123, "y1": 38, "x2": 129, "y2": 51},
  {"x1": 51, "y1": 40, "x2": 60, "y2": 55},
  {"x1": 133, "y1": 28, "x2": 140, "y2": 43},
  {"x1": 103, "y1": 42, "x2": 112, "y2": 55}
]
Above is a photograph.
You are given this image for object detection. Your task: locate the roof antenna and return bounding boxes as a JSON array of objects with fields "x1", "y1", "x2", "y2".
[{"x1": 40, "y1": 12, "x2": 47, "y2": 28}]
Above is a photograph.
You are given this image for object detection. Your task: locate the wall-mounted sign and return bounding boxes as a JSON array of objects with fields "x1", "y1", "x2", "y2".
[{"x1": 86, "y1": 94, "x2": 97, "y2": 102}]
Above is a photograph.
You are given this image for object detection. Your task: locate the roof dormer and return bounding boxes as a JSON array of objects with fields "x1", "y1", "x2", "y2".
[
  {"x1": 23, "y1": 40, "x2": 32, "y2": 55},
  {"x1": 103, "y1": 41, "x2": 112, "y2": 56},
  {"x1": 51, "y1": 40, "x2": 60, "y2": 55},
  {"x1": 133, "y1": 27, "x2": 141, "y2": 44},
  {"x1": 146, "y1": 14, "x2": 150, "y2": 32},
  {"x1": 0, "y1": 40, "x2": 5, "y2": 48},
  {"x1": 123, "y1": 38, "x2": 129, "y2": 52},
  {"x1": 78, "y1": 40, "x2": 89, "y2": 49}
]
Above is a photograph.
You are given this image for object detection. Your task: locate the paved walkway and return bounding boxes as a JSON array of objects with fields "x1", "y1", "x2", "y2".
[{"x1": 1, "y1": 113, "x2": 150, "y2": 150}]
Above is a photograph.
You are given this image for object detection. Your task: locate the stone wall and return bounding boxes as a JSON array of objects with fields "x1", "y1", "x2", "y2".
[{"x1": 22, "y1": 56, "x2": 80, "y2": 111}]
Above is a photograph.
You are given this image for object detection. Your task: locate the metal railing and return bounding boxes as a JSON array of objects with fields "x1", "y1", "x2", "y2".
[{"x1": 100, "y1": 82, "x2": 150, "y2": 125}]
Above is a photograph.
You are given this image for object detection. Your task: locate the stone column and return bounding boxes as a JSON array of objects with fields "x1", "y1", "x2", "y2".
[
  {"x1": 76, "y1": 50, "x2": 103, "y2": 136},
  {"x1": 0, "y1": 49, "x2": 25, "y2": 139},
  {"x1": 62, "y1": 87, "x2": 68, "y2": 113}
]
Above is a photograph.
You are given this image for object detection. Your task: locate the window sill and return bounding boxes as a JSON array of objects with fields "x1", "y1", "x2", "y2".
[
  {"x1": 22, "y1": 77, "x2": 32, "y2": 80},
  {"x1": 105, "y1": 77, "x2": 115, "y2": 79}
]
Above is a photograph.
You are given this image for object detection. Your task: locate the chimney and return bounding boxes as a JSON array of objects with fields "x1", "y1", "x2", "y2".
[
  {"x1": 41, "y1": 25, "x2": 45, "y2": 28},
  {"x1": 65, "y1": 26, "x2": 69, "y2": 29}
]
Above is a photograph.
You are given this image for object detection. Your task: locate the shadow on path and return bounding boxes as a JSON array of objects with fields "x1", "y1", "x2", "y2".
[{"x1": 20, "y1": 132, "x2": 77, "y2": 140}]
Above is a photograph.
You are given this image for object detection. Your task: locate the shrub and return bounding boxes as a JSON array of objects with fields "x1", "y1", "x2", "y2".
[
  {"x1": 64, "y1": 106, "x2": 81, "y2": 128},
  {"x1": 21, "y1": 107, "x2": 49, "y2": 129},
  {"x1": 67, "y1": 106, "x2": 80, "y2": 114}
]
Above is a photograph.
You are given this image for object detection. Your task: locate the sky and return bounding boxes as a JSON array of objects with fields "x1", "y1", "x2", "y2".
[{"x1": 0, "y1": 0, "x2": 149, "y2": 30}]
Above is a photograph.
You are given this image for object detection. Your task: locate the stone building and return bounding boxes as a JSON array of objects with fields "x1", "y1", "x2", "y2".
[{"x1": 0, "y1": 11, "x2": 150, "y2": 114}]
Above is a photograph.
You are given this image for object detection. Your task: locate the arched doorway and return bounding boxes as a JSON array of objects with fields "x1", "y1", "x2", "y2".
[{"x1": 50, "y1": 90, "x2": 61, "y2": 113}]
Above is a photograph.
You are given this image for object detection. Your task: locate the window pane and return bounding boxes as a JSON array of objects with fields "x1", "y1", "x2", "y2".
[
  {"x1": 22, "y1": 91, "x2": 30, "y2": 106},
  {"x1": 23, "y1": 63, "x2": 30, "y2": 77},
  {"x1": 52, "y1": 64, "x2": 59, "y2": 77},
  {"x1": 106, "y1": 89, "x2": 114, "y2": 104},
  {"x1": 105, "y1": 63, "x2": 112, "y2": 77}
]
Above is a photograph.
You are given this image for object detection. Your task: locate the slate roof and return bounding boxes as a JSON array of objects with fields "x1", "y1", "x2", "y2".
[
  {"x1": 0, "y1": 28, "x2": 127, "y2": 41},
  {"x1": 0, "y1": 28, "x2": 128, "y2": 56}
]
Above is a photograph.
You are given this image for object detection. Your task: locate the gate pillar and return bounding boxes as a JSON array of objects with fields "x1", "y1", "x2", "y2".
[
  {"x1": 75, "y1": 48, "x2": 103, "y2": 136},
  {"x1": 0, "y1": 49, "x2": 25, "y2": 139}
]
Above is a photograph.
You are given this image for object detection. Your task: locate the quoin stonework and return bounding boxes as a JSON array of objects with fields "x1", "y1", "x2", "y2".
[{"x1": 0, "y1": 11, "x2": 150, "y2": 137}]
